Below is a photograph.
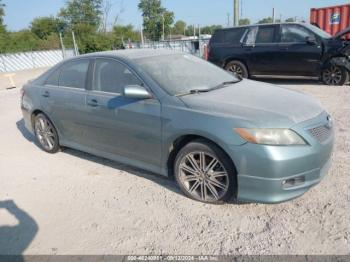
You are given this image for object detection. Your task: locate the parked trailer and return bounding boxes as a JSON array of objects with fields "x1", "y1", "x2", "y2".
[{"x1": 310, "y1": 4, "x2": 350, "y2": 38}]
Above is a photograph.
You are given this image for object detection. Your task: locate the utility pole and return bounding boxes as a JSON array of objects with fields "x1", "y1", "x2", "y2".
[
  {"x1": 193, "y1": 24, "x2": 195, "y2": 37},
  {"x1": 140, "y1": 25, "x2": 144, "y2": 46},
  {"x1": 227, "y1": 13, "x2": 230, "y2": 27},
  {"x1": 162, "y1": 14, "x2": 165, "y2": 41},
  {"x1": 59, "y1": 32, "x2": 65, "y2": 58},
  {"x1": 272, "y1": 8, "x2": 275, "y2": 23},
  {"x1": 71, "y1": 31, "x2": 79, "y2": 56},
  {"x1": 233, "y1": 0, "x2": 239, "y2": 26}
]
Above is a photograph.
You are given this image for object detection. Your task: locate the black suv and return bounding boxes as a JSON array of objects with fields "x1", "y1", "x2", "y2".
[{"x1": 208, "y1": 23, "x2": 350, "y2": 85}]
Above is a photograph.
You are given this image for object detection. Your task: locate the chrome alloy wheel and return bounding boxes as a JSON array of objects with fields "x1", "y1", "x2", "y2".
[
  {"x1": 34, "y1": 116, "x2": 56, "y2": 151},
  {"x1": 322, "y1": 65, "x2": 343, "y2": 85},
  {"x1": 178, "y1": 152, "x2": 229, "y2": 202}
]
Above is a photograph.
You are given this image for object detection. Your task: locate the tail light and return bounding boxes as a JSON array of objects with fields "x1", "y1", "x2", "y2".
[{"x1": 204, "y1": 44, "x2": 209, "y2": 60}]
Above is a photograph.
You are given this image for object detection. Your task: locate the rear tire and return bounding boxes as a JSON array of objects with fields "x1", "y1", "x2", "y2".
[
  {"x1": 174, "y1": 139, "x2": 236, "y2": 204},
  {"x1": 322, "y1": 65, "x2": 349, "y2": 86},
  {"x1": 225, "y1": 60, "x2": 249, "y2": 79},
  {"x1": 34, "y1": 113, "x2": 60, "y2": 154}
]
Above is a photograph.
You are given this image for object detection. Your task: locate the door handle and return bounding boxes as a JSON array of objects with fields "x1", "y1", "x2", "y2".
[
  {"x1": 87, "y1": 99, "x2": 99, "y2": 107},
  {"x1": 42, "y1": 91, "x2": 50, "y2": 98}
]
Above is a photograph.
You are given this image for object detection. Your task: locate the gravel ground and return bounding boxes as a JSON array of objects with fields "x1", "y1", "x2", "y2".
[{"x1": 0, "y1": 68, "x2": 349, "y2": 255}]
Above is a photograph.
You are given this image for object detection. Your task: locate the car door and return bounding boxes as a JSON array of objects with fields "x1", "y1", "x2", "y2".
[
  {"x1": 242, "y1": 25, "x2": 280, "y2": 75},
  {"x1": 40, "y1": 59, "x2": 91, "y2": 145},
  {"x1": 275, "y1": 24, "x2": 323, "y2": 76},
  {"x1": 85, "y1": 58, "x2": 162, "y2": 169}
]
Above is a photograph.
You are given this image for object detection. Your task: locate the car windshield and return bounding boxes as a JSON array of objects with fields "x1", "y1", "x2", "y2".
[
  {"x1": 135, "y1": 54, "x2": 238, "y2": 96},
  {"x1": 304, "y1": 23, "x2": 332, "y2": 39}
]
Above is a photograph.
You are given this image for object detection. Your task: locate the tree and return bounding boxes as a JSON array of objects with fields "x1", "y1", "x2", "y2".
[
  {"x1": 173, "y1": 20, "x2": 186, "y2": 35},
  {"x1": 138, "y1": 0, "x2": 174, "y2": 41},
  {"x1": 59, "y1": 0, "x2": 103, "y2": 30},
  {"x1": 257, "y1": 17, "x2": 274, "y2": 24},
  {"x1": 201, "y1": 25, "x2": 222, "y2": 35},
  {"x1": 285, "y1": 17, "x2": 295, "y2": 22},
  {"x1": 0, "y1": 0, "x2": 6, "y2": 33},
  {"x1": 113, "y1": 24, "x2": 140, "y2": 42},
  {"x1": 31, "y1": 16, "x2": 64, "y2": 39},
  {"x1": 239, "y1": 18, "x2": 250, "y2": 26},
  {"x1": 101, "y1": 0, "x2": 125, "y2": 32}
]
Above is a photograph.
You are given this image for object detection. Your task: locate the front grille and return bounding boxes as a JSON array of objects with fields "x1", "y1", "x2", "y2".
[{"x1": 308, "y1": 125, "x2": 332, "y2": 143}]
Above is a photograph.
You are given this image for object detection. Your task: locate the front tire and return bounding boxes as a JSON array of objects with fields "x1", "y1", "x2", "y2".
[
  {"x1": 322, "y1": 65, "x2": 349, "y2": 86},
  {"x1": 174, "y1": 139, "x2": 236, "y2": 204},
  {"x1": 34, "y1": 113, "x2": 60, "y2": 153}
]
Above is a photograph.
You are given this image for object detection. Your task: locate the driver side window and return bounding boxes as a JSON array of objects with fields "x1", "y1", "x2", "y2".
[
  {"x1": 281, "y1": 25, "x2": 315, "y2": 43},
  {"x1": 92, "y1": 59, "x2": 142, "y2": 94}
]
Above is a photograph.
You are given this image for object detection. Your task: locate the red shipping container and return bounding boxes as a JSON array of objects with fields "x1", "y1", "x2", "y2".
[{"x1": 310, "y1": 4, "x2": 350, "y2": 38}]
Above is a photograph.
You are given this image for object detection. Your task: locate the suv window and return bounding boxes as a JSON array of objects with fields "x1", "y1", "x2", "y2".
[
  {"x1": 93, "y1": 59, "x2": 142, "y2": 94},
  {"x1": 256, "y1": 26, "x2": 276, "y2": 43},
  {"x1": 281, "y1": 24, "x2": 314, "y2": 43},
  {"x1": 59, "y1": 60, "x2": 89, "y2": 89},
  {"x1": 211, "y1": 28, "x2": 247, "y2": 44}
]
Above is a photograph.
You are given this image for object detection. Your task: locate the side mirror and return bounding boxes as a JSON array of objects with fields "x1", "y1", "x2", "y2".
[
  {"x1": 122, "y1": 85, "x2": 152, "y2": 100},
  {"x1": 306, "y1": 36, "x2": 317, "y2": 45}
]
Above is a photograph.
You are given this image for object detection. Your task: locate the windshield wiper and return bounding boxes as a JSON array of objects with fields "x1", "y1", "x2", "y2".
[
  {"x1": 175, "y1": 88, "x2": 211, "y2": 97},
  {"x1": 175, "y1": 80, "x2": 241, "y2": 97}
]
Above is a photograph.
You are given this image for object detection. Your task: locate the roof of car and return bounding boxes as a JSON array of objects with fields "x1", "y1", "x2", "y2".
[
  {"x1": 217, "y1": 22, "x2": 306, "y2": 31},
  {"x1": 76, "y1": 49, "x2": 183, "y2": 60}
]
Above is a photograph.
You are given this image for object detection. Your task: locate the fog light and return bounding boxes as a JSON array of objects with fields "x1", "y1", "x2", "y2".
[{"x1": 282, "y1": 176, "x2": 305, "y2": 188}]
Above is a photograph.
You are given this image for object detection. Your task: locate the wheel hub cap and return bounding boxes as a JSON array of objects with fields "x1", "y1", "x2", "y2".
[
  {"x1": 35, "y1": 117, "x2": 55, "y2": 151},
  {"x1": 179, "y1": 152, "x2": 229, "y2": 202}
]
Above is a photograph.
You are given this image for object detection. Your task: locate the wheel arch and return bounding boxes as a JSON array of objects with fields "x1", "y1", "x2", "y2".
[
  {"x1": 223, "y1": 57, "x2": 250, "y2": 76},
  {"x1": 31, "y1": 109, "x2": 60, "y2": 138},
  {"x1": 166, "y1": 134, "x2": 238, "y2": 182}
]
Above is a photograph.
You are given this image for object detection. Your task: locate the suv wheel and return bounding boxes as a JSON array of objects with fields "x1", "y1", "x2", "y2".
[
  {"x1": 322, "y1": 65, "x2": 349, "y2": 86},
  {"x1": 225, "y1": 60, "x2": 249, "y2": 78},
  {"x1": 174, "y1": 139, "x2": 236, "y2": 204}
]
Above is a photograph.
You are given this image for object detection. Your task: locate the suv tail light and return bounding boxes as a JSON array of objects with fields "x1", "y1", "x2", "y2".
[{"x1": 204, "y1": 44, "x2": 209, "y2": 60}]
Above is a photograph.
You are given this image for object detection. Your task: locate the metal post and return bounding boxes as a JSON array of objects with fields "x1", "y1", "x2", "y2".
[
  {"x1": 162, "y1": 14, "x2": 165, "y2": 41},
  {"x1": 234, "y1": 0, "x2": 239, "y2": 26},
  {"x1": 59, "y1": 32, "x2": 66, "y2": 58},
  {"x1": 140, "y1": 25, "x2": 144, "y2": 46},
  {"x1": 198, "y1": 25, "x2": 202, "y2": 58},
  {"x1": 72, "y1": 31, "x2": 79, "y2": 55}
]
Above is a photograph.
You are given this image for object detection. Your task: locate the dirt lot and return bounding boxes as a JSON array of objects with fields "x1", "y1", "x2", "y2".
[{"x1": 0, "y1": 68, "x2": 349, "y2": 255}]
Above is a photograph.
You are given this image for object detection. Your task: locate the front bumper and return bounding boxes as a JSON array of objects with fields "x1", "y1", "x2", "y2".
[{"x1": 228, "y1": 112, "x2": 334, "y2": 204}]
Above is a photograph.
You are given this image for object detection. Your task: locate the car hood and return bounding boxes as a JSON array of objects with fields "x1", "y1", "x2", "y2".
[
  {"x1": 179, "y1": 79, "x2": 324, "y2": 128},
  {"x1": 334, "y1": 26, "x2": 350, "y2": 39}
]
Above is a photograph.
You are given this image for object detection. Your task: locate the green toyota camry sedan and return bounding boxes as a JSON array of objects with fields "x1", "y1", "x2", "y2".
[{"x1": 21, "y1": 49, "x2": 334, "y2": 204}]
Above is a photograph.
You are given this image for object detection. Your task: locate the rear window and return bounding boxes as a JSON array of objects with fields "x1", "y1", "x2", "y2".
[{"x1": 211, "y1": 28, "x2": 247, "y2": 44}]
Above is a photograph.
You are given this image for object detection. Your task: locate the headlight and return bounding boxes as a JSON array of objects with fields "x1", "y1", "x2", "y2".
[{"x1": 235, "y1": 128, "x2": 307, "y2": 146}]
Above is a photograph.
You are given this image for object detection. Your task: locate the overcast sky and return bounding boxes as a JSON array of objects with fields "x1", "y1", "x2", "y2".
[{"x1": 2, "y1": 0, "x2": 349, "y2": 31}]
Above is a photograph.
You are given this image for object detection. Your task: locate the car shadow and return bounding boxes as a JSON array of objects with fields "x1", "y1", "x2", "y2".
[
  {"x1": 64, "y1": 147, "x2": 184, "y2": 197},
  {"x1": 16, "y1": 119, "x2": 40, "y2": 147},
  {"x1": 15, "y1": 119, "x2": 184, "y2": 200},
  {"x1": 255, "y1": 78, "x2": 324, "y2": 86},
  {"x1": 0, "y1": 200, "x2": 38, "y2": 259},
  {"x1": 256, "y1": 78, "x2": 350, "y2": 86},
  {"x1": 16, "y1": 118, "x2": 243, "y2": 205}
]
